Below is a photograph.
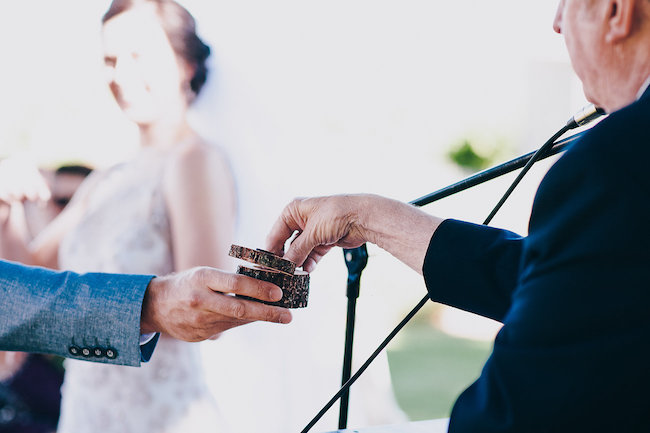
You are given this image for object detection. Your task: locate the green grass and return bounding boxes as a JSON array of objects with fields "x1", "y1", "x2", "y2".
[{"x1": 387, "y1": 323, "x2": 493, "y2": 420}]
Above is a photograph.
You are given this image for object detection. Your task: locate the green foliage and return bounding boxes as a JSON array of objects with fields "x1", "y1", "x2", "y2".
[
  {"x1": 447, "y1": 134, "x2": 512, "y2": 172},
  {"x1": 447, "y1": 140, "x2": 487, "y2": 171}
]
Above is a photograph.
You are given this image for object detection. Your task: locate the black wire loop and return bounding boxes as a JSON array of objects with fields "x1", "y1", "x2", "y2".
[{"x1": 301, "y1": 117, "x2": 601, "y2": 433}]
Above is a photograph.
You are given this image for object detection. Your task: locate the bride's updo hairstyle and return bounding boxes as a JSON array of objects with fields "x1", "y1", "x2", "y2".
[{"x1": 102, "y1": 0, "x2": 211, "y2": 103}]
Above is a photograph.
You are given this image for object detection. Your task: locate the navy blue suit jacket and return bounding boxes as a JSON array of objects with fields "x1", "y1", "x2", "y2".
[{"x1": 423, "y1": 89, "x2": 650, "y2": 431}]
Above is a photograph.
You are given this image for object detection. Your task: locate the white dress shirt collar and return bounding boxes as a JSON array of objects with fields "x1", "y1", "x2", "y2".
[{"x1": 636, "y1": 75, "x2": 650, "y2": 100}]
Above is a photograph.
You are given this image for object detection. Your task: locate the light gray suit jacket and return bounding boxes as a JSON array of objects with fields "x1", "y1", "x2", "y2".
[{"x1": 0, "y1": 259, "x2": 157, "y2": 366}]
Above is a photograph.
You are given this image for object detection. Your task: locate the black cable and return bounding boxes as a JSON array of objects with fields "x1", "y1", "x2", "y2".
[
  {"x1": 300, "y1": 132, "x2": 567, "y2": 433},
  {"x1": 338, "y1": 296, "x2": 357, "y2": 429},
  {"x1": 482, "y1": 124, "x2": 570, "y2": 225},
  {"x1": 300, "y1": 296, "x2": 430, "y2": 433},
  {"x1": 481, "y1": 104, "x2": 604, "y2": 225},
  {"x1": 300, "y1": 108, "x2": 604, "y2": 433}
]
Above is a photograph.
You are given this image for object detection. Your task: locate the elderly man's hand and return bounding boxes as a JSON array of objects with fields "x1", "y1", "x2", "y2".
[
  {"x1": 140, "y1": 267, "x2": 292, "y2": 341},
  {"x1": 266, "y1": 195, "x2": 371, "y2": 273},
  {"x1": 266, "y1": 194, "x2": 442, "y2": 275}
]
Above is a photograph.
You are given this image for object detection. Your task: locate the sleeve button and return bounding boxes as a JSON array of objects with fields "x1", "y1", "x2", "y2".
[
  {"x1": 0, "y1": 406, "x2": 16, "y2": 422},
  {"x1": 93, "y1": 347, "x2": 104, "y2": 357},
  {"x1": 69, "y1": 346, "x2": 81, "y2": 356},
  {"x1": 81, "y1": 347, "x2": 92, "y2": 357},
  {"x1": 105, "y1": 348, "x2": 118, "y2": 359}
]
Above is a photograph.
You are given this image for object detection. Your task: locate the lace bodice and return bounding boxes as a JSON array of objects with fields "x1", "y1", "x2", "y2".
[
  {"x1": 57, "y1": 147, "x2": 225, "y2": 433},
  {"x1": 58, "y1": 147, "x2": 173, "y2": 276}
]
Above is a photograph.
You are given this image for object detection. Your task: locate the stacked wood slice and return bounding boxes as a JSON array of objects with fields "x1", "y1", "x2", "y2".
[{"x1": 229, "y1": 244, "x2": 309, "y2": 308}]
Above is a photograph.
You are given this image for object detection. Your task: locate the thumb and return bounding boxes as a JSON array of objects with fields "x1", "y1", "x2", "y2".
[{"x1": 283, "y1": 229, "x2": 318, "y2": 268}]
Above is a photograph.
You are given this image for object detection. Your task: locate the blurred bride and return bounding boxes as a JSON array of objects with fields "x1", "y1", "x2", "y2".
[
  {"x1": 0, "y1": 0, "x2": 235, "y2": 431},
  {"x1": 55, "y1": 1, "x2": 236, "y2": 431},
  {"x1": 55, "y1": 1, "x2": 235, "y2": 431}
]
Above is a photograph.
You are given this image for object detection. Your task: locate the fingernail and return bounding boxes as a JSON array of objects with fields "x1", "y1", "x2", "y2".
[
  {"x1": 280, "y1": 313, "x2": 292, "y2": 324},
  {"x1": 270, "y1": 287, "x2": 283, "y2": 301}
]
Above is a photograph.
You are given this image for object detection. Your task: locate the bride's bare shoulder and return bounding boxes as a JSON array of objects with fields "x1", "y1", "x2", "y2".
[
  {"x1": 163, "y1": 136, "x2": 235, "y2": 196},
  {"x1": 169, "y1": 136, "x2": 232, "y2": 172}
]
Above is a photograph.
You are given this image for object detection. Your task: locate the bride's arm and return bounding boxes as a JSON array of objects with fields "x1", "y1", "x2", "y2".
[
  {"x1": 0, "y1": 158, "x2": 49, "y2": 264},
  {"x1": 163, "y1": 140, "x2": 237, "y2": 272},
  {"x1": 0, "y1": 196, "x2": 82, "y2": 269},
  {"x1": 0, "y1": 158, "x2": 84, "y2": 268},
  {"x1": 29, "y1": 170, "x2": 103, "y2": 269},
  {"x1": 29, "y1": 201, "x2": 87, "y2": 268},
  {"x1": 0, "y1": 202, "x2": 32, "y2": 263}
]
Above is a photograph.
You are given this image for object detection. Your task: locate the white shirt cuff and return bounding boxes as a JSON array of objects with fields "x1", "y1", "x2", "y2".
[{"x1": 140, "y1": 333, "x2": 157, "y2": 345}]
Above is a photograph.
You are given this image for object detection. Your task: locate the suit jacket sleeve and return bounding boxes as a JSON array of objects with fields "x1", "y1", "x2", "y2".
[
  {"x1": 0, "y1": 260, "x2": 155, "y2": 367},
  {"x1": 423, "y1": 219, "x2": 524, "y2": 322},
  {"x1": 421, "y1": 95, "x2": 650, "y2": 431}
]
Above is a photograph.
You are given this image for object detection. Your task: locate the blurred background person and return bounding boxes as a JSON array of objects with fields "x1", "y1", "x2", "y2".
[
  {"x1": 0, "y1": 0, "x2": 235, "y2": 431},
  {"x1": 0, "y1": 351, "x2": 63, "y2": 433},
  {"x1": 55, "y1": 0, "x2": 234, "y2": 431},
  {"x1": 23, "y1": 165, "x2": 94, "y2": 237},
  {"x1": 0, "y1": 164, "x2": 90, "y2": 433}
]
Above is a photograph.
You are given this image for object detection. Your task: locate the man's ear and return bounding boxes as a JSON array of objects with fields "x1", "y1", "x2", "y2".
[{"x1": 605, "y1": 0, "x2": 636, "y2": 43}]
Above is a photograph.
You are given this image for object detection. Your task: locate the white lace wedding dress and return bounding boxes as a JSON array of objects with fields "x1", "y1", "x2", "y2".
[{"x1": 56, "y1": 146, "x2": 225, "y2": 433}]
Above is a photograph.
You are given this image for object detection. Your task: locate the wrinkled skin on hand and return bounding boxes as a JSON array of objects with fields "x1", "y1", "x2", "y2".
[
  {"x1": 266, "y1": 195, "x2": 369, "y2": 273},
  {"x1": 141, "y1": 267, "x2": 292, "y2": 341},
  {"x1": 266, "y1": 194, "x2": 441, "y2": 275}
]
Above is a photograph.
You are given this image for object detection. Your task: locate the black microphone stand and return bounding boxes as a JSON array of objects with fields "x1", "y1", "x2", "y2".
[
  {"x1": 331, "y1": 130, "x2": 586, "y2": 431},
  {"x1": 338, "y1": 244, "x2": 368, "y2": 429},
  {"x1": 313, "y1": 106, "x2": 603, "y2": 433}
]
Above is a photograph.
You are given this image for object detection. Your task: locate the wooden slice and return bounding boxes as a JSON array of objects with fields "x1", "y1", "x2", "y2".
[
  {"x1": 236, "y1": 265, "x2": 309, "y2": 308},
  {"x1": 229, "y1": 244, "x2": 296, "y2": 275}
]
